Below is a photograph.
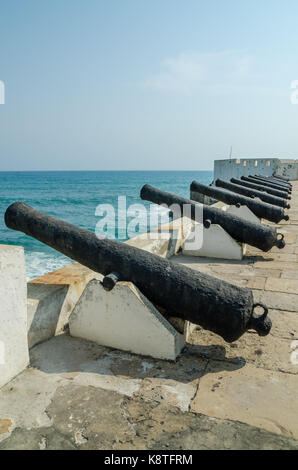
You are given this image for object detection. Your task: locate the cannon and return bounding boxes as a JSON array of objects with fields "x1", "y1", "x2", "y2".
[
  {"x1": 239, "y1": 176, "x2": 290, "y2": 200},
  {"x1": 215, "y1": 178, "x2": 290, "y2": 209},
  {"x1": 5, "y1": 201, "x2": 272, "y2": 343},
  {"x1": 250, "y1": 175, "x2": 291, "y2": 193},
  {"x1": 257, "y1": 175, "x2": 291, "y2": 188},
  {"x1": 140, "y1": 184, "x2": 285, "y2": 251},
  {"x1": 273, "y1": 175, "x2": 290, "y2": 183},
  {"x1": 256, "y1": 177, "x2": 292, "y2": 192},
  {"x1": 243, "y1": 176, "x2": 292, "y2": 194},
  {"x1": 253, "y1": 174, "x2": 291, "y2": 188},
  {"x1": 269, "y1": 178, "x2": 291, "y2": 188},
  {"x1": 190, "y1": 180, "x2": 289, "y2": 224},
  {"x1": 244, "y1": 176, "x2": 292, "y2": 194}
]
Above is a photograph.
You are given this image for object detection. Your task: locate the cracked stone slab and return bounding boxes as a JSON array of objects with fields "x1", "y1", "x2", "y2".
[
  {"x1": 30, "y1": 334, "x2": 142, "y2": 397},
  {"x1": 0, "y1": 426, "x2": 76, "y2": 450},
  {"x1": 30, "y1": 334, "x2": 206, "y2": 410},
  {"x1": 265, "y1": 277, "x2": 298, "y2": 295},
  {"x1": 46, "y1": 383, "x2": 136, "y2": 449},
  {"x1": 190, "y1": 361, "x2": 298, "y2": 439},
  {"x1": 188, "y1": 326, "x2": 298, "y2": 374},
  {"x1": 254, "y1": 261, "x2": 298, "y2": 271},
  {"x1": 121, "y1": 396, "x2": 298, "y2": 450},
  {"x1": 253, "y1": 290, "x2": 298, "y2": 312},
  {"x1": 269, "y1": 310, "x2": 298, "y2": 340},
  {"x1": 2, "y1": 384, "x2": 297, "y2": 450},
  {"x1": 281, "y1": 271, "x2": 298, "y2": 280},
  {"x1": 107, "y1": 348, "x2": 207, "y2": 412},
  {"x1": 0, "y1": 367, "x2": 64, "y2": 443}
]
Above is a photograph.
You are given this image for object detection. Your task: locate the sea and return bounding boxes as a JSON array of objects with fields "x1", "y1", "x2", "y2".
[{"x1": 0, "y1": 171, "x2": 213, "y2": 280}]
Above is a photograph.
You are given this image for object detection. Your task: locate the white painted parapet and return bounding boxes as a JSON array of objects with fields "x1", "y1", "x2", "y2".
[
  {"x1": 214, "y1": 158, "x2": 279, "y2": 181},
  {"x1": 69, "y1": 277, "x2": 186, "y2": 361},
  {"x1": 0, "y1": 245, "x2": 29, "y2": 389},
  {"x1": 214, "y1": 157, "x2": 298, "y2": 181}
]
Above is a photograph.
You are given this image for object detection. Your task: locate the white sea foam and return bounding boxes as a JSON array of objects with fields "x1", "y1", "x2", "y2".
[{"x1": 25, "y1": 251, "x2": 71, "y2": 281}]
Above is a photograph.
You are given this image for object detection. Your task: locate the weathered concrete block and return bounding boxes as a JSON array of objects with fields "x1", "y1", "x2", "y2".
[
  {"x1": 27, "y1": 284, "x2": 68, "y2": 349},
  {"x1": 225, "y1": 204, "x2": 260, "y2": 225},
  {"x1": 0, "y1": 245, "x2": 29, "y2": 389},
  {"x1": 125, "y1": 216, "x2": 193, "y2": 258},
  {"x1": 182, "y1": 223, "x2": 243, "y2": 260},
  {"x1": 28, "y1": 263, "x2": 101, "y2": 348},
  {"x1": 69, "y1": 278, "x2": 185, "y2": 361}
]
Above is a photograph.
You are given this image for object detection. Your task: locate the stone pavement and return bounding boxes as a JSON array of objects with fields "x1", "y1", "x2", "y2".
[{"x1": 0, "y1": 182, "x2": 298, "y2": 450}]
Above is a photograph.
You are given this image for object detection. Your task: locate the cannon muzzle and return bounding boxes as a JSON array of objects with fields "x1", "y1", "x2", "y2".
[{"x1": 5, "y1": 201, "x2": 272, "y2": 343}]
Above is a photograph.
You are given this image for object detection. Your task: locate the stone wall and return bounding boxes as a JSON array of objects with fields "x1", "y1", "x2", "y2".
[
  {"x1": 214, "y1": 158, "x2": 279, "y2": 181},
  {"x1": 214, "y1": 158, "x2": 298, "y2": 181},
  {"x1": 0, "y1": 246, "x2": 29, "y2": 388}
]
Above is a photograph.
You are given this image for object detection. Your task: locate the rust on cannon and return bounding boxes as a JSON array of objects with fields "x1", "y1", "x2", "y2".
[
  {"x1": 5, "y1": 201, "x2": 272, "y2": 343},
  {"x1": 141, "y1": 184, "x2": 285, "y2": 251},
  {"x1": 214, "y1": 178, "x2": 290, "y2": 210}
]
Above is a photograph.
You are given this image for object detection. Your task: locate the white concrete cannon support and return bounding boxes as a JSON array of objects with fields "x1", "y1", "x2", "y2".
[
  {"x1": 0, "y1": 245, "x2": 29, "y2": 389},
  {"x1": 182, "y1": 202, "x2": 260, "y2": 260},
  {"x1": 69, "y1": 276, "x2": 186, "y2": 361}
]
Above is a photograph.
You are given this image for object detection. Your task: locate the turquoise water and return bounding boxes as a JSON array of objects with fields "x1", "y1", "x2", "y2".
[{"x1": 0, "y1": 171, "x2": 213, "y2": 279}]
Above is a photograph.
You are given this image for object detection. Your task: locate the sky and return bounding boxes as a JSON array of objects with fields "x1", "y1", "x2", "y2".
[{"x1": 0, "y1": 0, "x2": 298, "y2": 171}]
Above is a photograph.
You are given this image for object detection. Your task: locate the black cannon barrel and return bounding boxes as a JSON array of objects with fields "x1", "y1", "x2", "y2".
[
  {"x1": 272, "y1": 175, "x2": 290, "y2": 184},
  {"x1": 5, "y1": 201, "x2": 272, "y2": 343},
  {"x1": 257, "y1": 178, "x2": 292, "y2": 192},
  {"x1": 269, "y1": 178, "x2": 291, "y2": 188},
  {"x1": 254, "y1": 174, "x2": 291, "y2": 188},
  {"x1": 251, "y1": 175, "x2": 291, "y2": 193},
  {"x1": 246, "y1": 176, "x2": 291, "y2": 193},
  {"x1": 141, "y1": 184, "x2": 285, "y2": 252},
  {"x1": 191, "y1": 180, "x2": 289, "y2": 223},
  {"x1": 241, "y1": 176, "x2": 290, "y2": 196},
  {"x1": 257, "y1": 175, "x2": 291, "y2": 188},
  {"x1": 239, "y1": 176, "x2": 290, "y2": 200},
  {"x1": 253, "y1": 174, "x2": 291, "y2": 187},
  {"x1": 215, "y1": 178, "x2": 290, "y2": 210}
]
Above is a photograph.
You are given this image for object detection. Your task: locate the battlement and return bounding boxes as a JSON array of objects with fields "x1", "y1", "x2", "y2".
[{"x1": 214, "y1": 158, "x2": 298, "y2": 181}]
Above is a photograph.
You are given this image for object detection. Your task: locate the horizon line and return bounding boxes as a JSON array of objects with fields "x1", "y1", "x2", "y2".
[{"x1": 0, "y1": 169, "x2": 213, "y2": 172}]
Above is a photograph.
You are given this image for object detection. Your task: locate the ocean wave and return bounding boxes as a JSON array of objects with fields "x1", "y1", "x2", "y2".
[{"x1": 25, "y1": 251, "x2": 72, "y2": 281}]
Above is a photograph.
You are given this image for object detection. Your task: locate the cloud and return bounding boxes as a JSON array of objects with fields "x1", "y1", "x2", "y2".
[{"x1": 143, "y1": 51, "x2": 254, "y2": 94}]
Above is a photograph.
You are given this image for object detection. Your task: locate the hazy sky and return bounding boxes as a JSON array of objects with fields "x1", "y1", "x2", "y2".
[{"x1": 0, "y1": 0, "x2": 298, "y2": 171}]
